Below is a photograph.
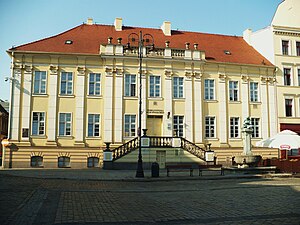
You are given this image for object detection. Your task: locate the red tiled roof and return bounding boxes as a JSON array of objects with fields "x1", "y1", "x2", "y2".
[{"x1": 10, "y1": 24, "x2": 273, "y2": 66}]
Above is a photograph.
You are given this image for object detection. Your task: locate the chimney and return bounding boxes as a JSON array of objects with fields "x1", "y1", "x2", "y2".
[
  {"x1": 114, "y1": 18, "x2": 123, "y2": 31},
  {"x1": 161, "y1": 21, "x2": 171, "y2": 36},
  {"x1": 87, "y1": 18, "x2": 93, "y2": 25},
  {"x1": 243, "y1": 28, "x2": 252, "y2": 45}
]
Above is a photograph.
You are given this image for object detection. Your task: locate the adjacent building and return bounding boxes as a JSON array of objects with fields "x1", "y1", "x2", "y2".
[
  {"x1": 4, "y1": 18, "x2": 277, "y2": 168},
  {"x1": 244, "y1": 0, "x2": 300, "y2": 135}
]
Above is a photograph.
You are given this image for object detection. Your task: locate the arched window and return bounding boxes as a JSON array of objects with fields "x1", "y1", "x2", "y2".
[
  {"x1": 31, "y1": 156, "x2": 43, "y2": 167},
  {"x1": 58, "y1": 156, "x2": 70, "y2": 168},
  {"x1": 87, "y1": 157, "x2": 99, "y2": 168}
]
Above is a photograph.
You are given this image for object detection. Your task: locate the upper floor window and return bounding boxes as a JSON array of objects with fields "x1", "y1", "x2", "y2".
[
  {"x1": 32, "y1": 112, "x2": 45, "y2": 136},
  {"x1": 124, "y1": 115, "x2": 136, "y2": 137},
  {"x1": 229, "y1": 81, "x2": 239, "y2": 101},
  {"x1": 285, "y1": 99, "x2": 293, "y2": 117},
  {"x1": 173, "y1": 77, "x2": 184, "y2": 98},
  {"x1": 124, "y1": 74, "x2": 136, "y2": 97},
  {"x1": 33, "y1": 71, "x2": 47, "y2": 94},
  {"x1": 282, "y1": 40, "x2": 289, "y2": 55},
  {"x1": 205, "y1": 116, "x2": 215, "y2": 138},
  {"x1": 60, "y1": 72, "x2": 73, "y2": 95},
  {"x1": 59, "y1": 113, "x2": 72, "y2": 136},
  {"x1": 149, "y1": 75, "x2": 160, "y2": 97},
  {"x1": 251, "y1": 118, "x2": 260, "y2": 138},
  {"x1": 204, "y1": 79, "x2": 215, "y2": 100},
  {"x1": 230, "y1": 117, "x2": 239, "y2": 138},
  {"x1": 88, "y1": 73, "x2": 101, "y2": 95},
  {"x1": 173, "y1": 115, "x2": 184, "y2": 137},
  {"x1": 88, "y1": 114, "x2": 100, "y2": 137},
  {"x1": 249, "y1": 82, "x2": 259, "y2": 102},
  {"x1": 284, "y1": 68, "x2": 291, "y2": 86},
  {"x1": 296, "y1": 42, "x2": 300, "y2": 56}
]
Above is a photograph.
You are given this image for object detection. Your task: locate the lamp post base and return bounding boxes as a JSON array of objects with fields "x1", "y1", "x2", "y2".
[{"x1": 135, "y1": 159, "x2": 144, "y2": 178}]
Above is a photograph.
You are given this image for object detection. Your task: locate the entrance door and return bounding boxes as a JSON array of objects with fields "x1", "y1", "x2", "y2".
[
  {"x1": 156, "y1": 150, "x2": 166, "y2": 168},
  {"x1": 146, "y1": 116, "x2": 162, "y2": 136}
]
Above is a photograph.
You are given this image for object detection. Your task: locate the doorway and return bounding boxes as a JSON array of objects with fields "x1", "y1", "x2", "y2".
[
  {"x1": 146, "y1": 115, "x2": 162, "y2": 136},
  {"x1": 156, "y1": 150, "x2": 166, "y2": 168}
]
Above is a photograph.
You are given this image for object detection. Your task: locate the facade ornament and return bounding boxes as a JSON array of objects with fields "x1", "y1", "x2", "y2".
[
  {"x1": 77, "y1": 66, "x2": 86, "y2": 75},
  {"x1": 164, "y1": 69, "x2": 173, "y2": 78},
  {"x1": 194, "y1": 43, "x2": 198, "y2": 50},
  {"x1": 241, "y1": 74, "x2": 249, "y2": 83},
  {"x1": 165, "y1": 41, "x2": 170, "y2": 48},
  {"x1": 260, "y1": 76, "x2": 268, "y2": 84},
  {"x1": 193, "y1": 71, "x2": 202, "y2": 80},
  {"x1": 114, "y1": 67, "x2": 124, "y2": 76},
  {"x1": 185, "y1": 42, "x2": 190, "y2": 50},
  {"x1": 49, "y1": 65, "x2": 58, "y2": 74},
  {"x1": 23, "y1": 64, "x2": 33, "y2": 73},
  {"x1": 185, "y1": 70, "x2": 193, "y2": 79},
  {"x1": 117, "y1": 37, "x2": 122, "y2": 45},
  {"x1": 218, "y1": 73, "x2": 226, "y2": 82},
  {"x1": 107, "y1": 37, "x2": 113, "y2": 44}
]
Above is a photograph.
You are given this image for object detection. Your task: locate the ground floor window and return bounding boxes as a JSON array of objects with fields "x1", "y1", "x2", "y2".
[
  {"x1": 87, "y1": 157, "x2": 99, "y2": 168},
  {"x1": 230, "y1": 117, "x2": 239, "y2": 138},
  {"x1": 205, "y1": 116, "x2": 215, "y2": 138},
  {"x1": 173, "y1": 115, "x2": 184, "y2": 137},
  {"x1": 58, "y1": 156, "x2": 70, "y2": 168},
  {"x1": 30, "y1": 156, "x2": 43, "y2": 167},
  {"x1": 251, "y1": 118, "x2": 260, "y2": 138}
]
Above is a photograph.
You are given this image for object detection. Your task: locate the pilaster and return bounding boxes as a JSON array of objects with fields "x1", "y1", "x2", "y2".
[
  {"x1": 114, "y1": 67, "x2": 124, "y2": 143},
  {"x1": 241, "y1": 74, "x2": 249, "y2": 121},
  {"x1": 260, "y1": 76, "x2": 269, "y2": 140},
  {"x1": 268, "y1": 78, "x2": 278, "y2": 137},
  {"x1": 184, "y1": 71, "x2": 193, "y2": 141},
  {"x1": 193, "y1": 71, "x2": 203, "y2": 143},
  {"x1": 218, "y1": 73, "x2": 228, "y2": 146},
  {"x1": 103, "y1": 67, "x2": 113, "y2": 143},
  {"x1": 163, "y1": 69, "x2": 173, "y2": 136}
]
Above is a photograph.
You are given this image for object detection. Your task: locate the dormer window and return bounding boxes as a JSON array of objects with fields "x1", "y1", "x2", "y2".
[
  {"x1": 65, "y1": 40, "x2": 73, "y2": 45},
  {"x1": 224, "y1": 50, "x2": 231, "y2": 55}
]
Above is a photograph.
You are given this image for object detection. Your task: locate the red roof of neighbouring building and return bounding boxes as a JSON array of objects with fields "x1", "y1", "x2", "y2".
[{"x1": 9, "y1": 24, "x2": 273, "y2": 66}]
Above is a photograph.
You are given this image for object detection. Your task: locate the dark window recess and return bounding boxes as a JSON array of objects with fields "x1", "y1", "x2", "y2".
[
  {"x1": 31, "y1": 156, "x2": 43, "y2": 167},
  {"x1": 22, "y1": 128, "x2": 29, "y2": 138},
  {"x1": 285, "y1": 99, "x2": 293, "y2": 117}
]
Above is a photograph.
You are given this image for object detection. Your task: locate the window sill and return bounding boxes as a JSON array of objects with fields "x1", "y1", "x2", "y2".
[
  {"x1": 229, "y1": 101, "x2": 241, "y2": 104},
  {"x1": 250, "y1": 102, "x2": 261, "y2": 105},
  {"x1": 58, "y1": 95, "x2": 75, "y2": 98},
  {"x1": 149, "y1": 97, "x2": 163, "y2": 100},
  {"x1": 87, "y1": 95, "x2": 102, "y2": 99},
  {"x1": 204, "y1": 100, "x2": 218, "y2": 103},
  {"x1": 204, "y1": 138, "x2": 219, "y2": 141},
  {"x1": 31, "y1": 135, "x2": 46, "y2": 139},
  {"x1": 32, "y1": 94, "x2": 48, "y2": 97},
  {"x1": 123, "y1": 96, "x2": 138, "y2": 100},
  {"x1": 173, "y1": 98, "x2": 185, "y2": 101},
  {"x1": 229, "y1": 138, "x2": 242, "y2": 141},
  {"x1": 85, "y1": 137, "x2": 102, "y2": 140},
  {"x1": 57, "y1": 136, "x2": 73, "y2": 139}
]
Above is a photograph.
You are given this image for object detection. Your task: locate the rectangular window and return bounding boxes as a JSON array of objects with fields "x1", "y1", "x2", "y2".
[
  {"x1": 59, "y1": 113, "x2": 72, "y2": 136},
  {"x1": 284, "y1": 68, "x2": 291, "y2": 86},
  {"x1": 204, "y1": 79, "x2": 215, "y2": 100},
  {"x1": 250, "y1": 82, "x2": 259, "y2": 102},
  {"x1": 282, "y1": 40, "x2": 289, "y2": 55},
  {"x1": 205, "y1": 116, "x2": 215, "y2": 138},
  {"x1": 88, "y1": 73, "x2": 101, "y2": 95},
  {"x1": 149, "y1": 75, "x2": 160, "y2": 97},
  {"x1": 124, "y1": 74, "x2": 136, "y2": 97},
  {"x1": 32, "y1": 112, "x2": 45, "y2": 135},
  {"x1": 33, "y1": 71, "x2": 47, "y2": 94},
  {"x1": 296, "y1": 42, "x2": 300, "y2": 56},
  {"x1": 298, "y1": 69, "x2": 300, "y2": 86},
  {"x1": 124, "y1": 115, "x2": 136, "y2": 137},
  {"x1": 251, "y1": 118, "x2": 260, "y2": 138},
  {"x1": 173, "y1": 77, "x2": 184, "y2": 98},
  {"x1": 230, "y1": 117, "x2": 239, "y2": 138},
  {"x1": 229, "y1": 81, "x2": 239, "y2": 101},
  {"x1": 173, "y1": 115, "x2": 184, "y2": 137},
  {"x1": 88, "y1": 114, "x2": 100, "y2": 137},
  {"x1": 60, "y1": 72, "x2": 73, "y2": 95},
  {"x1": 285, "y1": 99, "x2": 293, "y2": 117}
]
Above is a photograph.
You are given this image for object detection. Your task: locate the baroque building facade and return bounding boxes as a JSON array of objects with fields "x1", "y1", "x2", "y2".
[
  {"x1": 244, "y1": 0, "x2": 300, "y2": 135},
  {"x1": 4, "y1": 18, "x2": 277, "y2": 168}
]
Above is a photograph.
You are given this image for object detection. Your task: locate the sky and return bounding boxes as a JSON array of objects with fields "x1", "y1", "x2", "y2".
[{"x1": 0, "y1": 0, "x2": 282, "y2": 101}]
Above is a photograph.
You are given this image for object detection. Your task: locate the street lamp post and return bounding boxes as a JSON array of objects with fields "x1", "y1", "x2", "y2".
[{"x1": 126, "y1": 31, "x2": 154, "y2": 178}]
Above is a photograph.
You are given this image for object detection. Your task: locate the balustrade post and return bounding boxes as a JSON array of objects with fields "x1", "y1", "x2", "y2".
[{"x1": 103, "y1": 142, "x2": 113, "y2": 169}]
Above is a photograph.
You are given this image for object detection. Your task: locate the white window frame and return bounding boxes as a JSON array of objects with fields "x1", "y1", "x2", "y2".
[
  {"x1": 249, "y1": 82, "x2": 259, "y2": 102},
  {"x1": 33, "y1": 71, "x2": 47, "y2": 94},
  {"x1": 204, "y1": 79, "x2": 215, "y2": 100},
  {"x1": 228, "y1": 81, "x2": 239, "y2": 102},
  {"x1": 173, "y1": 77, "x2": 184, "y2": 99},
  {"x1": 251, "y1": 118, "x2": 260, "y2": 138},
  {"x1": 149, "y1": 75, "x2": 161, "y2": 98},
  {"x1": 281, "y1": 39, "x2": 290, "y2": 55},
  {"x1": 205, "y1": 116, "x2": 216, "y2": 138},
  {"x1": 124, "y1": 114, "x2": 136, "y2": 137},
  {"x1": 124, "y1": 74, "x2": 136, "y2": 97},
  {"x1": 87, "y1": 114, "x2": 101, "y2": 137},
  {"x1": 58, "y1": 112, "x2": 72, "y2": 136},
  {"x1": 60, "y1": 72, "x2": 73, "y2": 95},
  {"x1": 88, "y1": 73, "x2": 101, "y2": 96},
  {"x1": 31, "y1": 112, "x2": 45, "y2": 136},
  {"x1": 283, "y1": 67, "x2": 292, "y2": 86},
  {"x1": 230, "y1": 117, "x2": 240, "y2": 138},
  {"x1": 173, "y1": 115, "x2": 184, "y2": 137},
  {"x1": 284, "y1": 97, "x2": 294, "y2": 117}
]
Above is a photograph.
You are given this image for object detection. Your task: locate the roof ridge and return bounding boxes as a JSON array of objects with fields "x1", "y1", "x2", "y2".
[{"x1": 9, "y1": 23, "x2": 84, "y2": 51}]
